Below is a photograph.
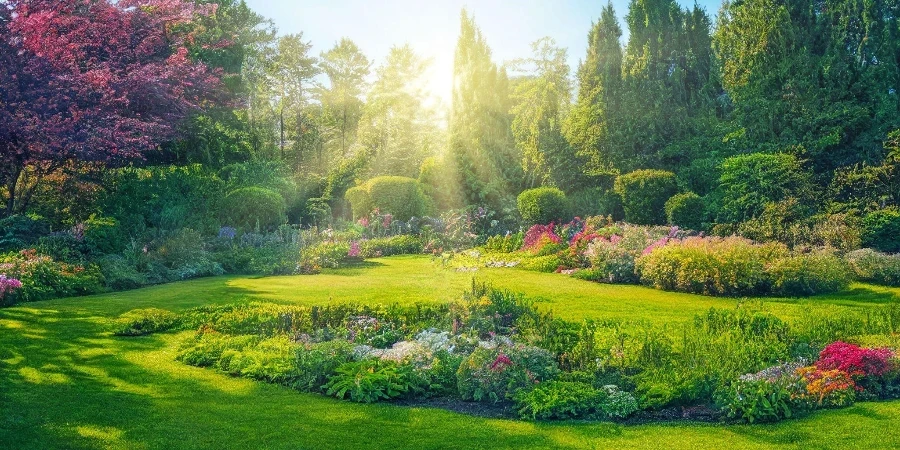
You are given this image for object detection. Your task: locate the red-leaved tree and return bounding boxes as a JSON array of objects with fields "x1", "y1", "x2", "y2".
[{"x1": 0, "y1": 0, "x2": 224, "y2": 216}]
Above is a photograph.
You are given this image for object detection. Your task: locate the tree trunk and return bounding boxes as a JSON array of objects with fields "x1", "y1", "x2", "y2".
[
  {"x1": 280, "y1": 106, "x2": 285, "y2": 160},
  {"x1": 3, "y1": 163, "x2": 22, "y2": 218}
]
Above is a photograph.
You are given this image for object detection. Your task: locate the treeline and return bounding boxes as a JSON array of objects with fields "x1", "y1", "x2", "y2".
[{"x1": 2, "y1": 0, "x2": 899, "y2": 244}]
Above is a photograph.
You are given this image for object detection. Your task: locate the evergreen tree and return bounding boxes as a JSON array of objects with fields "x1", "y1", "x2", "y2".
[
  {"x1": 565, "y1": 3, "x2": 623, "y2": 175},
  {"x1": 510, "y1": 37, "x2": 580, "y2": 189},
  {"x1": 447, "y1": 10, "x2": 520, "y2": 210}
]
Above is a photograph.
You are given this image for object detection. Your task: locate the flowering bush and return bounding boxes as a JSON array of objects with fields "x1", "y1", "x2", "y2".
[
  {"x1": 796, "y1": 366, "x2": 856, "y2": 407},
  {"x1": 846, "y1": 249, "x2": 900, "y2": 287},
  {"x1": 522, "y1": 223, "x2": 561, "y2": 254},
  {"x1": 636, "y1": 237, "x2": 789, "y2": 296},
  {"x1": 0, "y1": 249, "x2": 104, "y2": 305},
  {"x1": 456, "y1": 343, "x2": 559, "y2": 403},
  {"x1": 0, "y1": 274, "x2": 23, "y2": 304},
  {"x1": 815, "y1": 342, "x2": 894, "y2": 378}
]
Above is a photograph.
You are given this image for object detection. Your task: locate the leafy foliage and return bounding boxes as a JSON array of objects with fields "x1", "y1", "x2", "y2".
[
  {"x1": 517, "y1": 188, "x2": 570, "y2": 226},
  {"x1": 614, "y1": 170, "x2": 678, "y2": 225}
]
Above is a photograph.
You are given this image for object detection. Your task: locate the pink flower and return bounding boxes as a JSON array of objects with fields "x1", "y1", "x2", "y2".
[
  {"x1": 348, "y1": 241, "x2": 361, "y2": 258},
  {"x1": 816, "y1": 341, "x2": 894, "y2": 378}
]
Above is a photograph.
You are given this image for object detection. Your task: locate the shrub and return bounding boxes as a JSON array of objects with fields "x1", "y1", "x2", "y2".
[
  {"x1": 0, "y1": 214, "x2": 50, "y2": 251},
  {"x1": 718, "y1": 153, "x2": 813, "y2": 223},
  {"x1": 816, "y1": 342, "x2": 894, "y2": 378},
  {"x1": 221, "y1": 187, "x2": 287, "y2": 231},
  {"x1": 483, "y1": 233, "x2": 524, "y2": 253},
  {"x1": 614, "y1": 170, "x2": 678, "y2": 225},
  {"x1": 665, "y1": 192, "x2": 705, "y2": 231},
  {"x1": 766, "y1": 251, "x2": 851, "y2": 297},
  {"x1": 636, "y1": 237, "x2": 788, "y2": 296},
  {"x1": 299, "y1": 242, "x2": 351, "y2": 273},
  {"x1": 101, "y1": 165, "x2": 225, "y2": 234},
  {"x1": 795, "y1": 366, "x2": 856, "y2": 407},
  {"x1": 522, "y1": 224, "x2": 561, "y2": 253},
  {"x1": 861, "y1": 208, "x2": 900, "y2": 253},
  {"x1": 517, "y1": 187, "x2": 570, "y2": 226},
  {"x1": 359, "y1": 235, "x2": 423, "y2": 258},
  {"x1": 325, "y1": 359, "x2": 410, "y2": 403},
  {"x1": 292, "y1": 339, "x2": 357, "y2": 392},
  {"x1": 83, "y1": 216, "x2": 126, "y2": 255},
  {"x1": 513, "y1": 381, "x2": 606, "y2": 420},
  {"x1": 345, "y1": 176, "x2": 434, "y2": 221},
  {"x1": 456, "y1": 344, "x2": 559, "y2": 403},
  {"x1": 113, "y1": 308, "x2": 179, "y2": 336},
  {"x1": 177, "y1": 332, "x2": 261, "y2": 368},
  {"x1": 0, "y1": 249, "x2": 105, "y2": 305},
  {"x1": 599, "y1": 385, "x2": 640, "y2": 419},
  {"x1": 846, "y1": 249, "x2": 900, "y2": 286},
  {"x1": 0, "y1": 275, "x2": 23, "y2": 304}
]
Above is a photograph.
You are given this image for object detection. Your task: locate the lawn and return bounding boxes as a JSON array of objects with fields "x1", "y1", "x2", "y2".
[{"x1": 2, "y1": 255, "x2": 900, "y2": 449}]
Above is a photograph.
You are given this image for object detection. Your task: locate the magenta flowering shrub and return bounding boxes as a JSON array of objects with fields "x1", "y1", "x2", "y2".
[
  {"x1": 0, "y1": 274, "x2": 23, "y2": 303},
  {"x1": 816, "y1": 342, "x2": 894, "y2": 378},
  {"x1": 522, "y1": 223, "x2": 561, "y2": 253}
]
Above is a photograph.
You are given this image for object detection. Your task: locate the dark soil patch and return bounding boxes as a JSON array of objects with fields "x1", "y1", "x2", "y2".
[{"x1": 393, "y1": 397, "x2": 517, "y2": 419}]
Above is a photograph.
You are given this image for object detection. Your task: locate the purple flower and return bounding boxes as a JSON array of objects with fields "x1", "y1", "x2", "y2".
[
  {"x1": 218, "y1": 226, "x2": 237, "y2": 240},
  {"x1": 348, "y1": 241, "x2": 361, "y2": 258}
]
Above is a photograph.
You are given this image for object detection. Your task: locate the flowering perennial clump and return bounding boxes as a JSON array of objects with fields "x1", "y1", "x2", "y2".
[
  {"x1": 522, "y1": 223, "x2": 560, "y2": 251},
  {"x1": 816, "y1": 341, "x2": 894, "y2": 378},
  {"x1": 0, "y1": 274, "x2": 23, "y2": 301}
]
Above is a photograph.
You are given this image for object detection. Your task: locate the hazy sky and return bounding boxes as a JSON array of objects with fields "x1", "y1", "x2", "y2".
[{"x1": 245, "y1": 0, "x2": 722, "y2": 106}]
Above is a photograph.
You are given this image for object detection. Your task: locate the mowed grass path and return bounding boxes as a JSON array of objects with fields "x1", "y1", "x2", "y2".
[{"x1": 2, "y1": 255, "x2": 900, "y2": 449}]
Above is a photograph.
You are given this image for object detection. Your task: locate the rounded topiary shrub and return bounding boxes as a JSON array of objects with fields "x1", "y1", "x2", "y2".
[
  {"x1": 862, "y1": 208, "x2": 900, "y2": 253},
  {"x1": 345, "y1": 176, "x2": 433, "y2": 221},
  {"x1": 517, "y1": 187, "x2": 570, "y2": 226},
  {"x1": 614, "y1": 170, "x2": 678, "y2": 225},
  {"x1": 665, "y1": 192, "x2": 705, "y2": 231},
  {"x1": 221, "y1": 187, "x2": 287, "y2": 231}
]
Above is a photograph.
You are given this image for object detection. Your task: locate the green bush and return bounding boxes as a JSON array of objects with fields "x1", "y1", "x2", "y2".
[
  {"x1": 113, "y1": 308, "x2": 179, "y2": 336},
  {"x1": 221, "y1": 187, "x2": 287, "y2": 231},
  {"x1": 292, "y1": 340, "x2": 357, "y2": 392},
  {"x1": 95, "y1": 254, "x2": 147, "y2": 290},
  {"x1": 298, "y1": 242, "x2": 351, "y2": 273},
  {"x1": 516, "y1": 187, "x2": 570, "y2": 226},
  {"x1": 325, "y1": 359, "x2": 410, "y2": 403},
  {"x1": 665, "y1": 192, "x2": 705, "y2": 231},
  {"x1": 345, "y1": 176, "x2": 433, "y2": 221},
  {"x1": 177, "y1": 332, "x2": 261, "y2": 368},
  {"x1": 514, "y1": 381, "x2": 606, "y2": 420},
  {"x1": 101, "y1": 165, "x2": 225, "y2": 234},
  {"x1": 636, "y1": 237, "x2": 788, "y2": 296},
  {"x1": 483, "y1": 233, "x2": 524, "y2": 253},
  {"x1": 456, "y1": 344, "x2": 559, "y2": 403},
  {"x1": 861, "y1": 208, "x2": 900, "y2": 253},
  {"x1": 83, "y1": 216, "x2": 126, "y2": 255},
  {"x1": 359, "y1": 235, "x2": 423, "y2": 258},
  {"x1": 766, "y1": 251, "x2": 851, "y2": 297},
  {"x1": 846, "y1": 249, "x2": 900, "y2": 287},
  {"x1": 614, "y1": 170, "x2": 678, "y2": 225},
  {"x1": 0, "y1": 214, "x2": 50, "y2": 251},
  {"x1": 718, "y1": 153, "x2": 813, "y2": 224}
]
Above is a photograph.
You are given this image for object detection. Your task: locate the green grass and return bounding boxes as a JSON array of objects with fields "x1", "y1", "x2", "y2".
[{"x1": 3, "y1": 255, "x2": 900, "y2": 449}]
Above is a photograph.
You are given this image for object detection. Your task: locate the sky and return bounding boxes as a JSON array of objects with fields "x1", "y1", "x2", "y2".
[{"x1": 244, "y1": 0, "x2": 722, "y2": 107}]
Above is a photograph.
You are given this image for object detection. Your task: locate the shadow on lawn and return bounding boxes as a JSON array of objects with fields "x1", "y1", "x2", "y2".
[{"x1": 0, "y1": 304, "x2": 571, "y2": 450}]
